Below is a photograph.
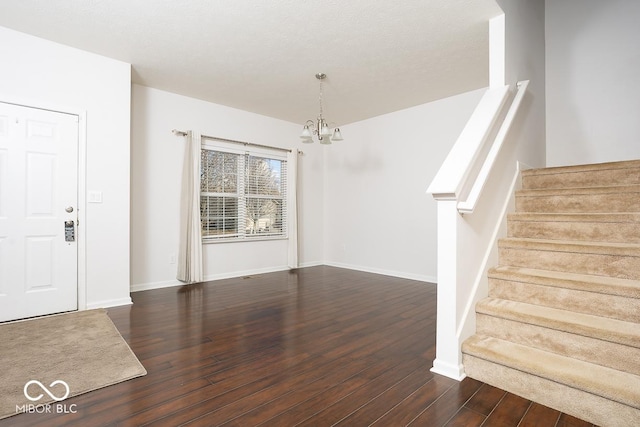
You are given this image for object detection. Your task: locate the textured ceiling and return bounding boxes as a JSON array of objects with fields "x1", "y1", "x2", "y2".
[{"x1": 0, "y1": 0, "x2": 502, "y2": 125}]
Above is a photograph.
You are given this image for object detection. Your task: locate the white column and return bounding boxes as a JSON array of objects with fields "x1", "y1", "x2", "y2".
[
  {"x1": 490, "y1": 14, "x2": 506, "y2": 88},
  {"x1": 430, "y1": 200, "x2": 466, "y2": 380}
]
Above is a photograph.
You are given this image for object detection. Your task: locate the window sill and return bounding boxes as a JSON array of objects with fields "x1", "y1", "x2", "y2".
[{"x1": 202, "y1": 235, "x2": 288, "y2": 244}]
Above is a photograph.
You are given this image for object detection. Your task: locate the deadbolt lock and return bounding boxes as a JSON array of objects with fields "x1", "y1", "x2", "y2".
[{"x1": 64, "y1": 220, "x2": 75, "y2": 242}]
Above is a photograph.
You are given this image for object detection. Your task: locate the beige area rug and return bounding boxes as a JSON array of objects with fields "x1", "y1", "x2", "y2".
[{"x1": 0, "y1": 309, "x2": 146, "y2": 419}]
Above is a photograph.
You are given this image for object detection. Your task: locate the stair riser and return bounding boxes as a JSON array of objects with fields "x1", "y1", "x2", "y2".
[
  {"x1": 489, "y1": 278, "x2": 640, "y2": 323},
  {"x1": 508, "y1": 220, "x2": 640, "y2": 243},
  {"x1": 498, "y1": 247, "x2": 640, "y2": 280},
  {"x1": 516, "y1": 192, "x2": 640, "y2": 213},
  {"x1": 476, "y1": 314, "x2": 640, "y2": 375},
  {"x1": 463, "y1": 355, "x2": 640, "y2": 427},
  {"x1": 522, "y1": 168, "x2": 640, "y2": 190}
]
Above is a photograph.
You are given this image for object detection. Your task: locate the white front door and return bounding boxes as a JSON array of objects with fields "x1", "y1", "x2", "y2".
[{"x1": 0, "y1": 102, "x2": 78, "y2": 322}]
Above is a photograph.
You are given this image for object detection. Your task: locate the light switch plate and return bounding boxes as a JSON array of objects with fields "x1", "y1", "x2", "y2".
[{"x1": 88, "y1": 191, "x2": 103, "y2": 203}]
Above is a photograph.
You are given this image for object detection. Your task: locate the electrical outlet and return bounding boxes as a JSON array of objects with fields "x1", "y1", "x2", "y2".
[{"x1": 169, "y1": 254, "x2": 177, "y2": 264}]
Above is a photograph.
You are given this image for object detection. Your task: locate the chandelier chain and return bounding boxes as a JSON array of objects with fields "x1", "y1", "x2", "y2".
[{"x1": 318, "y1": 78, "x2": 323, "y2": 118}]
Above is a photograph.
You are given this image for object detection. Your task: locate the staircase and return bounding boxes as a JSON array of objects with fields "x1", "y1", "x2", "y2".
[{"x1": 462, "y1": 160, "x2": 640, "y2": 427}]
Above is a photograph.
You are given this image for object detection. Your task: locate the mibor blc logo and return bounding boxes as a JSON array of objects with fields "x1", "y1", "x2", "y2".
[
  {"x1": 24, "y1": 380, "x2": 70, "y2": 402},
  {"x1": 16, "y1": 380, "x2": 77, "y2": 415}
]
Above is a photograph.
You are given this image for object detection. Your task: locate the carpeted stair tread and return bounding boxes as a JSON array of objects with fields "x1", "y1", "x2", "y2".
[
  {"x1": 507, "y1": 212, "x2": 640, "y2": 243},
  {"x1": 522, "y1": 174, "x2": 640, "y2": 191},
  {"x1": 499, "y1": 238, "x2": 640, "y2": 279},
  {"x1": 499, "y1": 237, "x2": 640, "y2": 257},
  {"x1": 508, "y1": 212, "x2": 640, "y2": 223},
  {"x1": 462, "y1": 334, "x2": 640, "y2": 410},
  {"x1": 475, "y1": 311, "x2": 640, "y2": 375},
  {"x1": 476, "y1": 298, "x2": 640, "y2": 348},
  {"x1": 463, "y1": 354, "x2": 640, "y2": 427},
  {"x1": 521, "y1": 159, "x2": 640, "y2": 178},
  {"x1": 517, "y1": 184, "x2": 640, "y2": 197},
  {"x1": 515, "y1": 185, "x2": 640, "y2": 214},
  {"x1": 489, "y1": 281, "x2": 640, "y2": 324},
  {"x1": 521, "y1": 159, "x2": 640, "y2": 191},
  {"x1": 488, "y1": 266, "x2": 640, "y2": 299}
]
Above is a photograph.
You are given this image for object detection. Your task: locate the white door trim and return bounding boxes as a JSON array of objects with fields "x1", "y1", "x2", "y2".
[{"x1": 0, "y1": 96, "x2": 87, "y2": 311}]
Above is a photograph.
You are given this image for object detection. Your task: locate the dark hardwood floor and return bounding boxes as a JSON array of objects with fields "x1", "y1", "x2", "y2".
[{"x1": 3, "y1": 266, "x2": 596, "y2": 426}]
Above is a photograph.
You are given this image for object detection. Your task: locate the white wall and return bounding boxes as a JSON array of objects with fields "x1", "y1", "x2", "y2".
[
  {"x1": 323, "y1": 89, "x2": 486, "y2": 282},
  {"x1": 496, "y1": 0, "x2": 546, "y2": 169},
  {"x1": 130, "y1": 85, "x2": 324, "y2": 290},
  {"x1": 0, "y1": 26, "x2": 132, "y2": 308},
  {"x1": 546, "y1": 0, "x2": 640, "y2": 166}
]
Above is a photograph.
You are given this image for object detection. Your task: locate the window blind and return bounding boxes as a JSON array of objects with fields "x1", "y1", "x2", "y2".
[{"x1": 200, "y1": 147, "x2": 287, "y2": 242}]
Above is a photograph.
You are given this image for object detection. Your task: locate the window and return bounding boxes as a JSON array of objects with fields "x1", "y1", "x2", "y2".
[{"x1": 200, "y1": 144, "x2": 287, "y2": 242}]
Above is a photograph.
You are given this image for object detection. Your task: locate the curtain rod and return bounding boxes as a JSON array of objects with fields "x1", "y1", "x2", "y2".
[{"x1": 172, "y1": 129, "x2": 299, "y2": 154}]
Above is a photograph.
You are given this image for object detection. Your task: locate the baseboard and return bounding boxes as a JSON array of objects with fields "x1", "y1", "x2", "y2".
[
  {"x1": 131, "y1": 263, "x2": 326, "y2": 293},
  {"x1": 297, "y1": 261, "x2": 324, "y2": 268},
  {"x1": 130, "y1": 279, "x2": 183, "y2": 293},
  {"x1": 86, "y1": 297, "x2": 133, "y2": 309},
  {"x1": 131, "y1": 261, "x2": 432, "y2": 293},
  {"x1": 202, "y1": 265, "x2": 289, "y2": 282},
  {"x1": 324, "y1": 261, "x2": 436, "y2": 284},
  {"x1": 431, "y1": 358, "x2": 467, "y2": 381}
]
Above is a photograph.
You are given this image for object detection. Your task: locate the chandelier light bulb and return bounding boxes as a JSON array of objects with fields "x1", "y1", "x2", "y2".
[{"x1": 300, "y1": 125, "x2": 313, "y2": 142}]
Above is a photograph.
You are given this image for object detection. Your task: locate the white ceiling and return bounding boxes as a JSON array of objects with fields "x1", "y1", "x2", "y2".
[{"x1": 0, "y1": 0, "x2": 502, "y2": 126}]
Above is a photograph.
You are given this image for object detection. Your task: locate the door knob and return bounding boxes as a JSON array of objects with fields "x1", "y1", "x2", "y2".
[{"x1": 65, "y1": 206, "x2": 74, "y2": 213}]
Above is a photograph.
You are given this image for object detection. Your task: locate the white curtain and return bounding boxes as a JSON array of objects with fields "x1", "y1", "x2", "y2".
[
  {"x1": 177, "y1": 131, "x2": 203, "y2": 283},
  {"x1": 287, "y1": 149, "x2": 299, "y2": 268}
]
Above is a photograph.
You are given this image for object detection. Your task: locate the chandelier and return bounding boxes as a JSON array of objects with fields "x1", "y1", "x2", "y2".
[{"x1": 300, "y1": 73, "x2": 343, "y2": 144}]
